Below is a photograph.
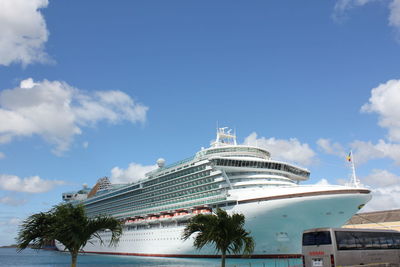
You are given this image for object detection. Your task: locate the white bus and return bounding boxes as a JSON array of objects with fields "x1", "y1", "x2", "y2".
[{"x1": 302, "y1": 228, "x2": 400, "y2": 267}]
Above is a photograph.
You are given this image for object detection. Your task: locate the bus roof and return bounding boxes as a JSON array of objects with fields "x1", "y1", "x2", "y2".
[{"x1": 303, "y1": 227, "x2": 399, "y2": 234}]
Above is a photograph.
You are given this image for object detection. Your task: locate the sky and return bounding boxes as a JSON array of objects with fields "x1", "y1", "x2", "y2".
[{"x1": 1, "y1": 0, "x2": 400, "y2": 246}]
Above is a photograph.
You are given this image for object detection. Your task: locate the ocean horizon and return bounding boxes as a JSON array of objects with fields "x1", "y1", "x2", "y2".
[{"x1": 0, "y1": 248, "x2": 302, "y2": 267}]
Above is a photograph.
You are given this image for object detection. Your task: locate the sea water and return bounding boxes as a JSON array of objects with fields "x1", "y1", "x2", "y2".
[{"x1": 0, "y1": 248, "x2": 301, "y2": 267}]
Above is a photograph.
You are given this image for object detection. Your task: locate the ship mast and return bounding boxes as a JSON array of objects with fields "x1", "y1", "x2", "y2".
[
  {"x1": 347, "y1": 150, "x2": 361, "y2": 188},
  {"x1": 212, "y1": 127, "x2": 237, "y2": 147}
]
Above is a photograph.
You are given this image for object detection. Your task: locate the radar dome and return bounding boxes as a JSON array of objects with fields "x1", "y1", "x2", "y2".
[{"x1": 157, "y1": 158, "x2": 165, "y2": 168}]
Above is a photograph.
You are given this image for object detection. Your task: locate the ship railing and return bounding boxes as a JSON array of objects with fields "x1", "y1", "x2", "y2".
[
  {"x1": 145, "y1": 156, "x2": 195, "y2": 177},
  {"x1": 114, "y1": 194, "x2": 226, "y2": 220}
]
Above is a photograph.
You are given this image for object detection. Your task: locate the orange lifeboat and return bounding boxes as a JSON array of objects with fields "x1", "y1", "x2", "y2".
[
  {"x1": 193, "y1": 207, "x2": 212, "y2": 214},
  {"x1": 159, "y1": 212, "x2": 173, "y2": 221},
  {"x1": 146, "y1": 214, "x2": 159, "y2": 221}
]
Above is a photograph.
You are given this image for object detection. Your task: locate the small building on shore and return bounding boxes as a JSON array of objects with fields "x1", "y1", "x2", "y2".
[{"x1": 344, "y1": 209, "x2": 400, "y2": 231}]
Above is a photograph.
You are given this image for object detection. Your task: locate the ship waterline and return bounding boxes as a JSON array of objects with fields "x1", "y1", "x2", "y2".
[{"x1": 58, "y1": 128, "x2": 371, "y2": 257}]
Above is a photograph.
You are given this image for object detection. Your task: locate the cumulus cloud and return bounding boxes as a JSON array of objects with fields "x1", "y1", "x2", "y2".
[
  {"x1": 111, "y1": 163, "x2": 157, "y2": 184},
  {"x1": 361, "y1": 79, "x2": 400, "y2": 142},
  {"x1": 243, "y1": 132, "x2": 316, "y2": 166},
  {"x1": 317, "y1": 79, "x2": 400, "y2": 166},
  {"x1": 315, "y1": 178, "x2": 332, "y2": 186},
  {"x1": 334, "y1": 0, "x2": 376, "y2": 13},
  {"x1": 0, "y1": 0, "x2": 50, "y2": 66},
  {"x1": 317, "y1": 138, "x2": 346, "y2": 157},
  {"x1": 318, "y1": 138, "x2": 400, "y2": 165},
  {"x1": 363, "y1": 169, "x2": 400, "y2": 187},
  {"x1": 0, "y1": 152, "x2": 4, "y2": 159},
  {"x1": 363, "y1": 185, "x2": 400, "y2": 211},
  {"x1": 389, "y1": 0, "x2": 400, "y2": 27},
  {"x1": 0, "y1": 196, "x2": 27, "y2": 206},
  {"x1": 0, "y1": 174, "x2": 65, "y2": 193},
  {"x1": 0, "y1": 78, "x2": 148, "y2": 154},
  {"x1": 333, "y1": 0, "x2": 400, "y2": 33},
  {"x1": 350, "y1": 139, "x2": 400, "y2": 165},
  {"x1": 354, "y1": 169, "x2": 400, "y2": 211}
]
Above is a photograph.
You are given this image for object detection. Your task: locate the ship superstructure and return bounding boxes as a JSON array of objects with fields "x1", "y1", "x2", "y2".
[{"x1": 59, "y1": 128, "x2": 371, "y2": 257}]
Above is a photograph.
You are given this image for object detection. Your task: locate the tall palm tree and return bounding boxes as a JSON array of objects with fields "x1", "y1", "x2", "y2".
[
  {"x1": 17, "y1": 203, "x2": 122, "y2": 267},
  {"x1": 182, "y1": 208, "x2": 255, "y2": 267}
]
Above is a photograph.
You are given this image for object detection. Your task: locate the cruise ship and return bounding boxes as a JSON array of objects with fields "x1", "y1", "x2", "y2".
[{"x1": 59, "y1": 128, "x2": 371, "y2": 257}]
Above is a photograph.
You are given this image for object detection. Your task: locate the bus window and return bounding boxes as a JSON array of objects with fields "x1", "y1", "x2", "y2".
[
  {"x1": 371, "y1": 234, "x2": 381, "y2": 249},
  {"x1": 393, "y1": 234, "x2": 400, "y2": 249},
  {"x1": 379, "y1": 235, "x2": 389, "y2": 249},
  {"x1": 335, "y1": 231, "x2": 356, "y2": 250},
  {"x1": 303, "y1": 228, "x2": 400, "y2": 267},
  {"x1": 303, "y1": 231, "x2": 332, "y2": 246}
]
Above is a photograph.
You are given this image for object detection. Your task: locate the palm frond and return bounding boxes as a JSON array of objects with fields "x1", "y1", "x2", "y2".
[
  {"x1": 85, "y1": 216, "x2": 122, "y2": 247},
  {"x1": 183, "y1": 208, "x2": 255, "y2": 257},
  {"x1": 16, "y1": 212, "x2": 55, "y2": 251}
]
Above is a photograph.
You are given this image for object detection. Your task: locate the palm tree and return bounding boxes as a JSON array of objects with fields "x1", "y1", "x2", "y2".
[
  {"x1": 182, "y1": 208, "x2": 255, "y2": 267},
  {"x1": 16, "y1": 203, "x2": 122, "y2": 267}
]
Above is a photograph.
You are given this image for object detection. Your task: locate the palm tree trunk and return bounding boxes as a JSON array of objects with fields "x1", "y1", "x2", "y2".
[
  {"x1": 221, "y1": 250, "x2": 226, "y2": 267},
  {"x1": 70, "y1": 251, "x2": 78, "y2": 267}
]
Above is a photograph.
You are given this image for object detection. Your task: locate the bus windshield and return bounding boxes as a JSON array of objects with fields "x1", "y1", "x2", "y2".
[{"x1": 303, "y1": 231, "x2": 332, "y2": 246}]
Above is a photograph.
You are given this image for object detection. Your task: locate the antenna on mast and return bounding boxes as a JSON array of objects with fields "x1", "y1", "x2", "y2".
[
  {"x1": 211, "y1": 127, "x2": 237, "y2": 147},
  {"x1": 346, "y1": 150, "x2": 361, "y2": 188}
]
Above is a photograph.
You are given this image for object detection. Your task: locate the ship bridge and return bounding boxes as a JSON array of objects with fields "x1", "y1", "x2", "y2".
[{"x1": 195, "y1": 127, "x2": 271, "y2": 160}]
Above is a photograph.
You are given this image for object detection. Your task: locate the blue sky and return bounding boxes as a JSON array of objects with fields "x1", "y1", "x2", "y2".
[{"x1": 1, "y1": 0, "x2": 400, "y2": 245}]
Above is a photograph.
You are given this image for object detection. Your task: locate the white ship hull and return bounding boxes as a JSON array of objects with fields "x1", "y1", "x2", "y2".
[{"x1": 56, "y1": 186, "x2": 371, "y2": 257}]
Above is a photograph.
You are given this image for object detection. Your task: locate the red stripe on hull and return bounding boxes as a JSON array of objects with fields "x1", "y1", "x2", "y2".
[
  {"x1": 80, "y1": 251, "x2": 301, "y2": 259},
  {"x1": 238, "y1": 189, "x2": 370, "y2": 204}
]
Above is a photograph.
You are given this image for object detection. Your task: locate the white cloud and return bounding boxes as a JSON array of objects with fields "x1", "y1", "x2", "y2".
[
  {"x1": 333, "y1": 0, "x2": 400, "y2": 32},
  {"x1": 0, "y1": 0, "x2": 50, "y2": 66},
  {"x1": 350, "y1": 139, "x2": 400, "y2": 165},
  {"x1": 333, "y1": 0, "x2": 377, "y2": 21},
  {"x1": 317, "y1": 79, "x2": 400, "y2": 166},
  {"x1": 363, "y1": 169, "x2": 400, "y2": 187},
  {"x1": 111, "y1": 163, "x2": 157, "y2": 184},
  {"x1": 0, "y1": 196, "x2": 27, "y2": 206},
  {"x1": 389, "y1": 0, "x2": 400, "y2": 27},
  {"x1": 334, "y1": 0, "x2": 375, "y2": 12},
  {"x1": 363, "y1": 185, "x2": 400, "y2": 211},
  {"x1": 0, "y1": 174, "x2": 65, "y2": 193},
  {"x1": 0, "y1": 152, "x2": 4, "y2": 159},
  {"x1": 243, "y1": 132, "x2": 316, "y2": 166},
  {"x1": 361, "y1": 79, "x2": 400, "y2": 142},
  {"x1": 317, "y1": 138, "x2": 346, "y2": 157},
  {"x1": 317, "y1": 138, "x2": 400, "y2": 165},
  {"x1": 0, "y1": 78, "x2": 148, "y2": 155},
  {"x1": 356, "y1": 169, "x2": 400, "y2": 211},
  {"x1": 315, "y1": 178, "x2": 332, "y2": 186}
]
